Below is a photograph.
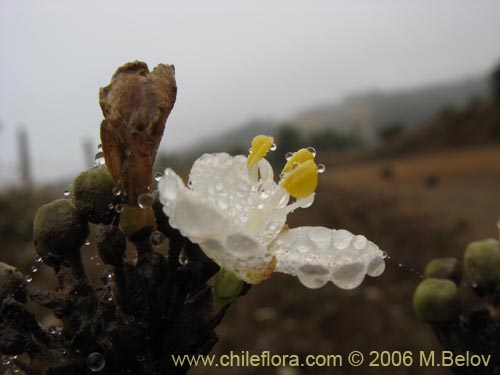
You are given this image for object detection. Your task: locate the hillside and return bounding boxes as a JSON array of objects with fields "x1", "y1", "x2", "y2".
[
  {"x1": 291, "y1": 75, "x2": 488, "y2": 136},
  {"x1": 373, "y1": 99, "x2": 500, "y2": 158}
]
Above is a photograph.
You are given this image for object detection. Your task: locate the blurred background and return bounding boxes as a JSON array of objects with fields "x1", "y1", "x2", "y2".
[{"x1": 1, "y1": 1, "x2": 500, "y2": 374}]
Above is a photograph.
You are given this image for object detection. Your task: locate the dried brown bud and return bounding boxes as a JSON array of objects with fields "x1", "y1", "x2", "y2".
[{"x1": 99, "y1": 61, "x2": 177, "y2": 203}]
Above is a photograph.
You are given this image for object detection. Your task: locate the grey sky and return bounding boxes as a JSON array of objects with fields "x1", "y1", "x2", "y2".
[{"x1": 1, "y1": 0, "x2": 500, "y2": 186}]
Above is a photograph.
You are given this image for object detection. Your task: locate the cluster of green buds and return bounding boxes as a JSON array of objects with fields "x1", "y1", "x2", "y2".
[{"x1": 413, "y1": 222, "x2": 500, "y2": 374}]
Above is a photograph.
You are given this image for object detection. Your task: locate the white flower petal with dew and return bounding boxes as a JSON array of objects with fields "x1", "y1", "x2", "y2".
[
  {"x1": 271, "y1": 227, "x2": 385, "y2": 289},
  {"x1": 158, "y1": 151, "x2": 385, "y2": 288}
]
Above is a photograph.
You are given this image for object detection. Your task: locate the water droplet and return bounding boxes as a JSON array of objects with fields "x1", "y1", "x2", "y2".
[
  {"x1": 150, "y1": 231, "x2": 165, "y2": 247},
  {"x1": 179, "y1": 249, "x2": 189, "y2": 265},
  {"x1": 136, "y1": 354, "x2": 145, "y2": 362},
  {"x1": 472, "y1": 283, "x2": 478, "y2": 289},
  {"x1": 137, "y1": 193, "x2": 154, "y2": 208},
  {"x1": 270, "y1": 143, "x2": 277, "y2": 151},
  {"x1": 285, "y1": 152, "x2": 293, "y2": 160},
  {"x1": 125, "y1": 316, "x2": 135, "y2": 324},
  {"x1": 1, "y1": 355, "x2": 11, "y2": 365},
  {"x1": 94, "y1": 151, "x2": 105, "y2": 166},
  {"x1": 125, "y1": 148, "x2": 132, "y2": 156},
  {"x1": 34, "y1": 255, "x2": 43, "y2": 263},
  {"x1": 12, "y1": 367, "x2": 21, "y2": 374},
  {"x1": 90, "y1": 256, "x2": 95, "y2": 261},
  {"x1": 30, "y1": 265, "x2": 38, "y2": 273},
  {"x1": 108, "y1": 203, "x2": 114, "y2": 210},
  {"x1": 85, "y1": 239, "x2": 91, "y2": 246},
  {"x1": 47, "y1": 325, "x2": 59, "y2": 335},
  {"x1": 24, "y1": 275, "x2": 32, "y2": 283},
  {"x1": 104, "y1": 270, "x2": 113, "y2": 282},
  {"x1": 292, "y1": 162, "x2": 300, "y2": 170},
  {"x1": 398, "y1": 263, "x2": 403, "y2": 267},
  {"x1": 279, "y1": 172, "x2": 286, "y2": 180},
  {"x1": 97, "y1": 143, "x2": 102, "y2": 150},
  {"x1": 87, "y1": 352, "x2": 106, "y2": 372},
  {"x1": 248, "y1": 147, "x2": 253, "y2": 153},
  {"x1": 317, "y1": 164, "x2": 326, "y2": 173},
  {"x1": 381, "y1": 251, "x2": 388, "y2": 259},
  {"x1": 112, "y1": 187, "x2": 121, "y2": 196},
  {"x1": 114, "y1": 204, "x2": 123, "y2": 213},
  {"x1": 307, "y1": 147, "x2": 317, "y2": 157},
  {"x1": 63, "y1": 190, "x2": 70, "y2": 197},
  {"x1": 154, "y1": 172, "x2": 163, "y2": 182}
]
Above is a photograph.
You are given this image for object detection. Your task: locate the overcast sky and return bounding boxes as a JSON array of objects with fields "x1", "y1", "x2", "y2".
[{"x1": 1, "y1": 0, "x2": 500, "y2": 186}]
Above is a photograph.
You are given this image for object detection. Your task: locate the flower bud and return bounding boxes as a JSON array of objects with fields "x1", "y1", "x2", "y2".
[
  {"x1": 0, "y1": 262, "x2": 26, "y2": 303},
  {"x1": 33, "y1": 199, "x2": 89, "y2": 258},
  {"x1": 119, "y1": 204, "x2": 155, "y2": 240},
  {"x1": 413, "y1": 278, "x2": 461, "y2": 324},
  {"x1": 424, "y1": 258, "x2": 461, "y2": 284},
  {"x1": 214, "y1": 268, "x2": 244, "y2": 305},
  {"x1": 464, "y1": 239, "x2": 500, "y2": 287},
  {"x1": 72, "y1": 165, "x2": 115, "y2": 224},
  {"x1": 96, "y1": 225, "x2": 127, "y2": 266}
]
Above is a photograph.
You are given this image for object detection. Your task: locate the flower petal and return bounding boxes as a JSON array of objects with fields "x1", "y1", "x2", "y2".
[{"x1": 271, "y1": 226, "x2": 385, "y2": 289}]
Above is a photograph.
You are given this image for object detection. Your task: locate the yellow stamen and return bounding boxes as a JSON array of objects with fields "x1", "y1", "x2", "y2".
[
  {"x1": 280, "y1": 159, "x2": 318, "y2": 198},
  {"x1": 247, "y1": 135, "x2": 274, "y2": 167},
  {"x1": 281, "y1": 148, "x2": 315, "y2": 174}
]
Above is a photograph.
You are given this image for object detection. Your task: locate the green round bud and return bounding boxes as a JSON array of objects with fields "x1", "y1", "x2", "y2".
[
  {"x1": 464, "y1": 239, "x2": 500, "y2": 287},
  {"x1": 96, "y1": 224, "x2": 127, "y2": 266},
  {"x1": 71, "y1": 165, "x2": 115, "y2": 224},
  {"x1": 33, "y1": 199, "x2": 89, "y2": 258},
  {"x1": 214, "y1": 268, "x2": 244, "y2": 305},
  {"x1": 413, "y1": 278, "x2": 460, "y2": 324},
  {"x1": 119, "y1": 204, "x2": 155, "y2": 240},
  {"x1": 0, "y1": 262, "x2": 26, "y2": 303},
  {"x1": 424, "y1": 258, "x2": 461, "y2": 284}
]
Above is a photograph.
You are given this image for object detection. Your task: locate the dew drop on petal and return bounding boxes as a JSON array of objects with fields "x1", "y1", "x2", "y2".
[
  {"x1": 150, "y1": 231, "x2": 166, "y2": 247},
  {"x1": 85, "y1": 239, "x2": 91, "y2": 246},
  {"x1": 108, "y1": 203, "x2": 114, "y2": 210},
  {"x1": 285, "y1": 152, "x2": 293, "y2": 160},
  {"x1": 382, "y1": 251, "x2": 388, "y2": 259},
  {"x1": 34, "y1": 255, "x2": 42, "y2": 263},
  {"x1": 112, "y1": 187, "x2": 121, "y2": 196},
  {"x1": 114, "y1": 204, "x2": 123, "y2": 213},
  {"x1": 270, "y1": 143, "x2": 277, "y2": 151},
  {"x1": 87, "y1": 352, "x2": 106, "y2": 372},
  {"x1": 97, "y1": 143, "x2": 102, "y2": 150},
  {"x1": 30, "y1": 265, "x2": 38, "y2": 273},
  {"x1": 307, "y1": 147, "x2": 317, "y2": 157},
  {"x1": 24, "y1": 275, "x2": 32, "y2": 283},
  {"x1": 125, "y1": 148, "x2": 132, "y2": 156},
  {"x1": 317, "y1": 164, "x2": 326, "y2": 173},
  {"x1": 63, "y1": 190, "x2": 70, "y2": 197},
  {"x1": 137, "y1": 193, "x2": 154, "y2": 208},
  {"x1": 154, "y1": 172, "x2": 163, "y2": 182}
]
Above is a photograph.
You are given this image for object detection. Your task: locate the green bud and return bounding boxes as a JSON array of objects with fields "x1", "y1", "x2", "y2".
[
  {"x1": 464, "y1": 239, "x2": 500, "y2": 287},
  {"x1": 71, "y1": 165, "x2": 115, "y2": 224},
  {"x1": 0, "y1": 262, "x2": 26, "y2": 303},
  {"x1": 33, "y1": 199, "x2": 89, "y2": 258},
  {"x1": 424, "y1": 258, "x2": 461, "y2": 284},
  {"x1": 214, "y1": 268, "x2": 244, "y2": 305},
  {"x1": 119, "y1": 204, "x2": 155, "y2": 240},
  {"x1": 413, "y1": 278, "x2": 460, "y2": 324},
  {"x1": 96, "y1": 224, "x2": 127, "y2": 266}
]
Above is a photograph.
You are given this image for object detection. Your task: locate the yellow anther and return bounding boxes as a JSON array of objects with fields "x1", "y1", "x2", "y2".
[
  {"x1": 280, "y1": 159, "x2": 318, "y2": 198},
  {"x1": 247, "y1": 135, "x2": 274, "y2": 167},
  {"x1": 281, "y1": 148, "x2": 315, "y2": 174}
]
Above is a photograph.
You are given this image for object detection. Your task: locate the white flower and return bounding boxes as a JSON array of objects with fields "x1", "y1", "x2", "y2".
[{"x1": 158, "y1": 136, "x2": 385, "y2": 289}]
